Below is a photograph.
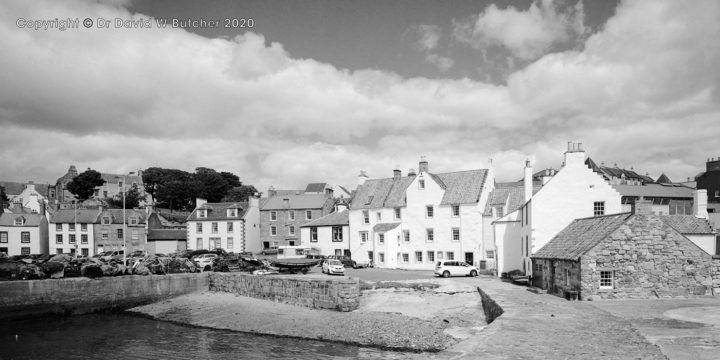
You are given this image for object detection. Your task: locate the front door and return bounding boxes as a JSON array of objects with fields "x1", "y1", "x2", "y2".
[
  {"x1": 464, "y1": 252, "x2": 474, "y2": 266},
  {"x1": 548, "y1": 261, "x2": 556, "y2": 293},
  {"x1": 343, "y1": 249, "x2": 351, "y2": 257},
  {"x1": 263, "y1": 241, "x2": 270, "y2": 249}
]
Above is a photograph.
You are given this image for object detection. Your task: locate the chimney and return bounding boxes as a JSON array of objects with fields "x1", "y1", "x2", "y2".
[
  {"x1": 564, "y1": 141, "x2": 587, "y2": 167},
  {"x1": 267, "y1": 186, "x2": 277, "y2": 197},
  {"x1": 524, "y1": 159, "x2": 533, "y2": 202},
  {"x1": 408, "y1": 168, "x2": 416, "y2": 177},
  {"x1": 196, "y1": 198, "x2": 207, "y2": 209},
  {"x1": 336, "y1": 202, "x2": 348, "y2": 212},
  {"x1": 358, "y1": 170, "x2": 369, "y2": 186},
  {"x1": 419, "y1": 157, "x2": 429, "y2": 173},
  {"x1": 693, "y1": 189, "x2": 708, "y2": 219},
  {"x1": 633, "y1": 200, "x2": 653, "y2": 216},
  {"x1": 249, "y1": 194, "x2": 259, "y2": 209},
  {"x1": 393, "y1": 169, "x2": 401, "y2": 180}
]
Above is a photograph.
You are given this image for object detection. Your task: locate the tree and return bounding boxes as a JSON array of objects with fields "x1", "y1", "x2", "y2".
[
  {"x1": 0, "y1": 185, "x2": 8, "y2": 209},
  {"x1": 194, "y1": 167, "x2": 232, "y2": 203},
  {"x1": 222, "y1": 185, "x2": 259, "y2": 202},
  {"x1": 107, "y1": 184, "x2": 142, "y2": 209},
  {"x1": 66, "y1": 169, "x2": 105, "y2": 201},
  {"x1": 220, "y1": 171, "x2": 242, "y2": 188}
]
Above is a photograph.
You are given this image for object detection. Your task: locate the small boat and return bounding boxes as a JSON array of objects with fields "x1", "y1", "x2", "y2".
[{"x1": 270, "y1": 258, "x2": 320, "y2": 274}]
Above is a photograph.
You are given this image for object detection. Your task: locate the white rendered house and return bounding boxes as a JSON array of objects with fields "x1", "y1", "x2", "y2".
[{"x1": 186, "y1": 197, "x2": 259, "y2": 253}]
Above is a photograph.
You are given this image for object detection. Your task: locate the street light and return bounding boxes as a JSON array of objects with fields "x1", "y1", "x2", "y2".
[{"x1": 116, "y1": 172, "x2": 135, "y2": 269}]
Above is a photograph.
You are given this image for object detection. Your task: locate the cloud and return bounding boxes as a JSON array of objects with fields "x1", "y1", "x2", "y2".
[
  {"x1": 0, "y1": 0, "x2": 718, "y2": 192},
  {"x1": 454, "y1": 0, "x2": 587, "y2": 61},
  {"x1": 409, "y1": 24, "x2": 455, "y2": 72},
  {"x1": 425, "y1": 54, "x2": 455, "y2": 72},
  {"x1": 415, "y1": 24, "x2": 441, "y2": 51}
]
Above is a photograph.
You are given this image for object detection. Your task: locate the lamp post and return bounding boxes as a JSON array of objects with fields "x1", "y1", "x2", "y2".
[{"x1": 117, "y1": 172, "x2": 135, "y2": 268}]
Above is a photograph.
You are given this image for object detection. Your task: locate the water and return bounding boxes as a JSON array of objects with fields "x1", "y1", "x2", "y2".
[{"x1": 0, "y1": 313, "x2": 416, "y2": 360}]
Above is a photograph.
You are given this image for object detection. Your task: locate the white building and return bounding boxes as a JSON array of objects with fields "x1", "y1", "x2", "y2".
[
  {"x1": 49, "y1": 209, "x2": 100, "y2": 256},
  {"x1": 348, "y1": 159, "x2": 494, "y2": 269},
  {"x1": 0, "y1": 213, "x2": 48, "y2": 256},
  {"x1": 186, "y1": 197, "x2": 259, "y2": 253},
  {"x1": 7, "y1": 182, "x2": 48, "y2": 214},
  {"x1": 299, "y1": 209, "x2": 350, "y2": 256}
]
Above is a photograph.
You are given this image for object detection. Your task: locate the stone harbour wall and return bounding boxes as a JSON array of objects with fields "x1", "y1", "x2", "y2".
[
  {"x1": 0, "y1": 273, "x2": 210, "y2": 320},
  {"x1": 209, "y1": 273, "x2": 360, "y2": 311}
]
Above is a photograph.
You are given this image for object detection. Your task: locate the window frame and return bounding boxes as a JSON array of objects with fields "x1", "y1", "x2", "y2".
[
  {"x1": 310, "y1": 227, "x2": 318, "y2": 242},
  {"x1": 427, "y1": 251, "x2": 435, "y2": 262},
  {"x1": 378, "y1": 233, "x2": 385, "y2": 244},
  {"x1": 81, "y1": 234, "x2": 88, "y2": 244},
  {"x1": 415, "y1": 251, "x2": 423, "y2": 263},
  {"x1": 426, "y1": 205, "x2": 434, "y2": 218},
  {"x1": 305, "y1": 210, "x2": 312, "y2": 220},
  {"x1": 56, "y1": 223, "x2": 63, "y2": 231},
  {"x1": 211, "y1": 222, "x2": 218, "y2": 234},
  {"x1": 426, "y1": 228, "x2": 434, "y2": 242},
  {"x1": 362, "y1": 210, "x2": 369, "y2": 224},
  {"x1": 452, "y1": 227, "x2": 460, "y2": 242},
  {"x1": 359, "y1": 231, "x2": 368, "y2": 242},
  {"x1": 332, "y1": 226, "x2": 343, "y2": 242},
  {"x1": 418, "y1": 179, "x2": 425, "y2": 189},
  {"x1": 56, "y1": 234, "x2": 63, "y2": 244},
  {"x1": 270, "y1": 211, "x2": 277, "y2": 221},
  {"x1": 452, "y1": 205, "x2": 460, "y2": 217},
  {"x1": 394, "y1": 207, "x2": 401, "y2": 220},
  {"x1": 196, "y1": 223, "x2": 203, "y2": 234},
  {"x1": 403, "y1": 229, "x2": 410, "y2": 243},
  {"x1": 288, "y1": 210, "x2": 295, "y2": 221},
  {"x1": 289, "y1": 225, "x2": 296, "y2": 236},
  {"x1": 227, "y1": 222, "x2": 234, "y2": 233},
  {"x1": 0, "y1": 232, "x2": 8, "y2": 243},
  {"x1": 594, "y1": 201, "x2": 605, "y2": 216},
  {"x1": 599, "y1": 270, "x2": 614, "y2": 289},
  {"x1": 270, "y1": 225, "x2": 277, "y2": 236},
  {"x1": 21, "y1": 232, "x2": 31, "y2": 243}
]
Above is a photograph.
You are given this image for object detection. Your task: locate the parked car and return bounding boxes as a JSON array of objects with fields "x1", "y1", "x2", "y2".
[
  {"x1": 326, "y1": 255, "x2": 357, "y2": 268},
  {"x1": 193, "y1": 253, "x2": 218, "y2": 271},
  {"x1": 261, "y1": 248, "x2": 278, "y2": 255},
  {"x1": 322, "y1": 259, "x2": 345, "y2": 275},
  {"x1": 129, "y1": 250, "x2": 146, "y2": 258},
  {"x1": 434, "y1": 261, "x2": 478, "y2": 278}
]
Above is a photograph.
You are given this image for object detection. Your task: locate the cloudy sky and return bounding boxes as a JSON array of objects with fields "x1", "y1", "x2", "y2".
[{"x1": 1, "y1": 0, "x2": 718, "y2": 193}]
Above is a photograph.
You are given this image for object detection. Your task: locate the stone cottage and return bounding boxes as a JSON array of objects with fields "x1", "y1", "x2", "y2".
[{"x1": 531, "y1": 202, "x2": 719, "y2": 299}]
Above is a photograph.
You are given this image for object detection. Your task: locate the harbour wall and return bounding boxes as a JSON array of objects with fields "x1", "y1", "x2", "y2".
[
  {"x1": 209, "y1": 273, "x2": 360, "y2": 312},
  {"x1": 0, "y1": 273, "x2": 209, "y2": 320}
]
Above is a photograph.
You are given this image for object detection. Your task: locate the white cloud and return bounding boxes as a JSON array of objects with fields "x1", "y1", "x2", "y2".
[
  {"x1": 415, "y1": 24, "x2": 442, "y2": 51},
  {"x1": 454, "y1": 0, "x2": 587, "y2": 61},
  {"x1": 425, "y1": 54, "x2": 455, "y2": 72}
]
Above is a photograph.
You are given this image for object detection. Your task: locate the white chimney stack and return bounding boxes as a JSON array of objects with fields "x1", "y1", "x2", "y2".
[
  {"x1": 524, "y1": 159, "x2": 533, "y2": 202},
  {"x1": 694, "y1": 189, "x2": 708, "y2": 219},
  {"x1": 196, "y1": 198, "x2": 207, "y2": 209},
  {"x1": 358, "y1": 170, "x2": 369, "y2": 186}
]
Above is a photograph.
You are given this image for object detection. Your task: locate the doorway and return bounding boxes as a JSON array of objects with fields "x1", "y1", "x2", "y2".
[{"x1": 464, "y1": 252, "x2": 474, "y2": 266}]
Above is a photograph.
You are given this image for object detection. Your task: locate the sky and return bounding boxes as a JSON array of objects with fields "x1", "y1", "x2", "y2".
[{"x1": 1, "y1": 0, "x2": 719, "y2": 193}]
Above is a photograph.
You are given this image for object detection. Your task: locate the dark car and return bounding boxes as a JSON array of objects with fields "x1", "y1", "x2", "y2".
[{"x1": 326, "y1": 255, "x2": 356, "y2": 268}]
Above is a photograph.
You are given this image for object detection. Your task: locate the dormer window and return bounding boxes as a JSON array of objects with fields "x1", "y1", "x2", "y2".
[
  {"x1": 130, "y1": 217, "x2": 138, "y2": 225},
  {"x1": 14, "y1": 217, "x2": 24, "y2": 226},
  {"x1": 102, "y1": 217, "x2": 111, "y2": 225},
  {"x1": 227, "y1": 208, "x2": 237, "y2": 217},
  {"x1": 365, "y1": 196, "x2": 374, "y2": 205},
  {"x1": 198, "y1": 209, "x2": 207, "y2": 218}
]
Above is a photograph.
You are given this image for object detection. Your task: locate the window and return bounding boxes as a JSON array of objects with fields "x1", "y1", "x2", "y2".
[
  {"x1": 56, "y1": 248, "x2": 63, "y2": 254},
  {"x1": 715, "y1": 190, "x2": 720, "y2": 198},
  {"x1": 69, "y1": 223, "x2": 75, "y2": 231},
  {"x1": 227, "y1": 222, "x2": 234, "y2": 233},
  {"x1": 419, "y1": 179, "x2": 425, "y2": 189},
  {"x1": 211, "y1": 237, "x2": 221, "y2": 249},
  {"x1": 212, "y1": 222, "x2": 218, "y2": 234},
  {"x1": 495, "y1": 207, "x2": 504, "y2": 218},
  {"x1": 402, "y1": 253, "x2": 409, "y2": 263},
  {"x1": 0, "y1": 232, "x2": 8, "y2": 243},
  {"x1": 0, "y1": 247, "x2": 7, "y2": 254},
  {"x1": 21, "y1": 232, "x2": 30, "y2": 243},
  {"x1": 130, "y1": 217, "x2": 138, "y2": 225},
  {"x1": 310, "y1": 227, "x2": 318, "y2": 242},
  {"x1": 415, "y1": 251, "x2": 423, "y2": 262},
  {"x1": 486, "y1": 250, "x2": 495, "y2": 259},
  {"x1": 365, "y1": 196, "x2": 374, "y2": 205},
  {"x1": 270, "y1": 226, "x2": 277, "y2": 236},
  {"x1": 56, "y1": 223, "x2": 62, "y2": 231},
  {"x1": 131, "y1": 229, "x2": 139, "y2": 240},
  {"x1": 103, "y1": 191, "x2": 107, "y2": 197},
  {"x1": 289, "y1": 226, "x2": 296, "y2": 236},
  {"x1": 427, "y1": 251, "x2": 435, "y2": 262},
  {"x1": 21, "y1": 247, "x2": 30, "y2": 256},
  {"x1": 198, "y1": 209, "x2": 207, "y2": 218},
  {"x1": 426, "y1": 205, "x2": 433, "y2": 218},
  {"x1": 332, "y1": 226, "x2": 343, "y2": 242},
  {"x1": 288, "y1": 211, "x2": 295, "y2": 221},
  {"x1": 403, "y1": 230, "x2": 410, "y2": 242},
  {"x1": 14, "y1": 217, "x2": 24, "y2": 226},
  {"x1": 196, "y1": 223, "x2": 203, "y2": 234},
  {"x1": 102, "y1": 217, "x2": 111, "y2": 225},
  {"x1": 379, "y1": 233, "x2": 385, "y2": 244},
  {"x1": 362, "y1": 210, "x2": 370, "y2": 224},
  {"x1": 334, "y1": 248, "x2": 341, "y2": 256},
  {"x1": 305, "y1": 210, "x2": 312, "y2": 220},
  {"x1": 117, "y1": 229, "x2": 123, "y2": 239},
  {"x1": 452, "y1": 205, "x2": 460, "y2": 217},
  {"x1": 69, "y1": 234, "x2": 76, "y2": 244},
  {"x1": 81, "y1": 224, "x2": 87, "y2": 231},
  {"x1": 599, "y1": 270, "x2": 614, "y2": 289},
  {"x1": 446, "y1": 252, "x2": 454, "y2": 260},
  {"x1": 81, "y1": 248, "x2": 89, "y2": 256},
  {"x1": 270, "y1": 211, "x2": 277, "y2": 221},
  {"x1": 437, "y1": 252, "x2": 444, "y2": 260},
  {"x1": 81, "y1": 234, "x2": 88, "y2": 244},
  {"x1": 565, "y1": 269, "x2": 570, "y2": 286},
  {"x1": 227, "y1": 237, "x2": 234, "y2": 249},
  {"x1": 227, "y1": 209, "x2": 237, "y2": 217},
  {"x1": 101, "y1": 231, "x2": 108, "y2": 240},
  {"x1": 196, "y1": 238, "x2": 202, "y2": 249},
  {"x1": 452, "y1": 228, "x2": 460, "y2": 242},
  {"x1": 360, "y1": 231, "x2": 368, "y2": 242},
  {"x1": 376, "y1": 212, "x2": 382, "y2": 221},
  {"x1": 426, "y1": 228, "x2": 434, "y2": 242},
  {"x1": 118, "y1": 181, "x2": 123, "y2": 188},
  {"x1": 379, "y1": 253, "x2": 385, "y2": 263},
  {"x1": 56, "y1": 234, "x2": 63, "y2": 244},
  {"x1": 394, "y1": 208, "x2": 401, "y2": 220},
  {"x1": 594, "y1": 201, "x2": 605, "y2": 216}
]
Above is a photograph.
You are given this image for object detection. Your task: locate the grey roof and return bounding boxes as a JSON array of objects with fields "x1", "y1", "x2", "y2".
[
  {"x1": 612, "y1": 184, "x2": 694, "y2": 198},
  {"x1": 147, "y1": 229, "x2": 187, "y2": 241},
  {"x1": 658, "y1": 216, "x2": 714, "y2": 234},
  {"x1": 98, "y1": 209, "x2": 147, "y2": 224},
  {"x1": 261, "y1": 194, "x2": 330, "y2": 210},
  {"x1": 304, "y1": 183, "x2": 327, "y2": 193},
  {"x1": 656, "y1": 173, "x2": 671, "y2": 184},
  {"x1": 0, "y1": 213, "x2": 45, "y2": 226},
  {"x1": 532, "y1": 213, "x2": 632, "y2": 261},
  {"x1": 301, "y1": 210, "x2": 349, "y2": 227},
  {"x1": 484, "y1": 181, "x2": 542, "y2": 215},
  {"x1": 100, "y1": 173, "x2": 143, "y2": 185},
  {"x1": 188, "y1": 202, "x2": 249, "y2": 221},
  {"x1": 350, "y1": 169, "x2": 488, "y2": 209},
  {"x1": 373, "y1": 222, "x2": 400, "y2": 233},
  {"x1": 0, "y1": 181, "x2": 51, "y2": 196},
  {"x1": 586, "y1": 157, "x2": 655, "y2": 184},
  {"x1": 50, "y1": 209, "x2": 101, "y2": 223}
]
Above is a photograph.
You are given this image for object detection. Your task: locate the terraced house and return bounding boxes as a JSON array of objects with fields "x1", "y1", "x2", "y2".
[
  {"x1": 348, "y1": 159, "x2": 494, "y2": 269},
  {"x1": 0, "y1": 212, "x2": 48, "y2": 256},
  {"x1": 94, "y1": 208, "x2": 147, "y2": 255},
  {"x1": 49, "y1": 209, "x2": 100, "y2": 256},
  {"x1": 186, "y1": 197, "x2": 259, "y2": 253}
]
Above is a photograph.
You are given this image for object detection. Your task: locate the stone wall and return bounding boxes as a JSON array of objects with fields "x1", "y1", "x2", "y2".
[
  {"x1": 713, "y1": 256, "x2": 720, "y2": 295},
  {"x1": 209, "y1": 272, "x2": 359, "y2": 311},
  {"x1": 0, "y1": 273, "x2": 209, "y2": 320},
  {"x1": 477, "y1": 286, "x2": 504, "y2": 323},
  {"x1": 582, "y1": 215, "x2": 715, "y2": 299},
  {"x1": 532, "y1": 259, "x2": 582, "y2": 298}
]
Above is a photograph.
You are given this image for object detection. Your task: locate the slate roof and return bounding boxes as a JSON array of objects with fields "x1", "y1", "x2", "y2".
[
  {"x1": 532, "y1": 213, "x2": 632, "y2": 261},
  {"x1": 50, "y1": 209, "x2": 101, "y2": 223},
  {"x1": 304, "y1": 183, "x2": 327, "y2": 193},
  {"x1": 98, "y1": 209, "x2": 147, "y2": 224},
  {"x1": 350, "y1": 169, "x2": 488, "y2": 209},
  {"x1": 188, "y1": 202, "x2": 249, "y2": 221},
  {"x1": 261, "y1": 194, "x2": 330, "y2": 210},
  {"x1": 656, "y1": 173, "x2": 671, "y2": 184},
  {"x1": 0, "y1": 181, "x2": 51, "y2": 196},
  {"x1": 484, "y1": 181, "x2": 543, "y2": 215},
  {"x1": 586, "y1": 157, "x2": 655, "y2": 184},
  {"x1": 373, "y1": 222, "x2": 400, "y2": 233},
  {"x1": 0, "y1": 213, "x2": 45, "y2": 226},
  {"x1": 301, "y1": 210, "x2": 349, "y2": 227},
  {"x1": 658, "y1": 216, "x2": 714, "y2": 234},
  {"x1": 147, "y1": 229, "x2": 187, "y2": 241},
  {"x1": 613, "y1": 184, "x2": 694, "y2": 198}
]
